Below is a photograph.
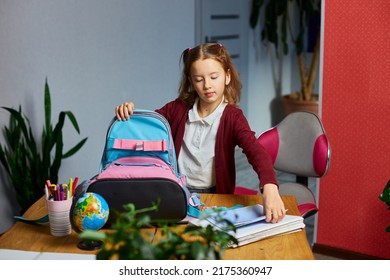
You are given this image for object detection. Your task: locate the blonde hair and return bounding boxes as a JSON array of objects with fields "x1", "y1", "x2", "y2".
[{"x1": 178, "y1": 43, "x2": 242, "y2": 107}]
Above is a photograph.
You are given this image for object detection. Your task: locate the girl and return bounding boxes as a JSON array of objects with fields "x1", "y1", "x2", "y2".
[{"x1": 115, "y1": 43, "x2": 286, "y2": 223}]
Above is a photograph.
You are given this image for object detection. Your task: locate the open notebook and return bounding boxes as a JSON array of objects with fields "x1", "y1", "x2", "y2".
[{"x1": 190, "y1": 204, "x2": 305, "y2": 248}]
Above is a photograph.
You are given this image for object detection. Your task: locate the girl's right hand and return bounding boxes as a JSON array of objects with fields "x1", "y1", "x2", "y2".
[{"x1": 115, "y1": 102, "x2": 135, "y2": 120}]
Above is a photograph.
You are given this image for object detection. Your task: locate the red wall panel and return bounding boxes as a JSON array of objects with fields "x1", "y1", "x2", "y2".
[{"x1": 318, "y1": 0, "x2": 390, "y2": 259}]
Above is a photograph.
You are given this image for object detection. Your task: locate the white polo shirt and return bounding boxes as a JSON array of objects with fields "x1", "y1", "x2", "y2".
[{"x1": 178, "y1": 98, "x2": 228, "y2": 190}]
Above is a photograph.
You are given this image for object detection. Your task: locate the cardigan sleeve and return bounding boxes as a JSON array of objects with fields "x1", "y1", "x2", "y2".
[
  {"x1": 230, "y1": 108, "x2": 278, "y2": 189},
  {"x1": 214, "y1": 106, "x2": 278, "y2": 194}
]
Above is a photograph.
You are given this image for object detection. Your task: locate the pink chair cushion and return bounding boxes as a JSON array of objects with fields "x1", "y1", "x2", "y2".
[
  {"x1": 298, "y1": 203, "x2": 318, "y2": 218},
  {"x1": 258, "y1": 128, "x2": 279, "y2": 164},
  {"x1": 313, "y1": 134, "x2": 329, "y2": 176}
]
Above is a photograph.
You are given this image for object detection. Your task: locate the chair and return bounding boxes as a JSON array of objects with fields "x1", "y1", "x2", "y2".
[{"x1": 257, "y1": 111, "x2": 330, "y2": 218}]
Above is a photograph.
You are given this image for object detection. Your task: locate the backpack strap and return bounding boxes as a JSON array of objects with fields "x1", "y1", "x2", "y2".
[{"x1": 187, "y1": 193, "x2": 204, "y2": 218}]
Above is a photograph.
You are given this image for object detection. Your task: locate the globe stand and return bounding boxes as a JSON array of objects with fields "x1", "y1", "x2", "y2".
[{"x1": 77, "y1": 240, "x2": 103, "y2": 251}]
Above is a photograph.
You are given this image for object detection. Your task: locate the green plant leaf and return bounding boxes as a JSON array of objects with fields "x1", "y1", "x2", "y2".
[
  {"x1": 49, "y1": 111, "x2": 67, "y2": 181},
  {"x1": 62, "y1": 137, "x2": 88, "y2": 158},
  {"x1": 281, "y1": 7, "x2": 288, "y2": 55},
  {"x1": 249, "y1": 0, "x2": 264, "y2": 29},
  {"x1": 79, "y1": 230, "x2": 106, "y2": 241},
  {"x1": 379, "y1": 180, "x2": 390, "y2": 204},
  {"x1": 188, "y1": 241, "x2": 206, "y2": 260},
  {"x1": 64, "y1": 111, "x2": 81, "y2": 134},
  {"x1": 379, "y1": 180, "x2": 390, "y2": 233},
  {"x1": 1, "y1": 107, "x2": 30, "y2": 140},
  {"x1": 44, "y1": 78, "x2": 51, "y2": 131},
  {"x1": 0, "y1": 145, "x2": 10, "y2": 174}
]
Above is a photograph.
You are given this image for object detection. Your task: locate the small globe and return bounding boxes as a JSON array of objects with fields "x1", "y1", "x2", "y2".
[{"x1": 71, "y1": 192, "x2": 109, "y2": 232}]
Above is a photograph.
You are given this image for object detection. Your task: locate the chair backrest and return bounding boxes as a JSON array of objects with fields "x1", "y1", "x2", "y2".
[{"x1": 258, "y1": 111, "x2": 330, "y2": 178}]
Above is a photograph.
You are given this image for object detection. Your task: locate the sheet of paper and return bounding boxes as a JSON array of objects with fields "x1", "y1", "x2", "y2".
[{"x1": 0, "y1": 249, "x2": 95, "y2": 260}]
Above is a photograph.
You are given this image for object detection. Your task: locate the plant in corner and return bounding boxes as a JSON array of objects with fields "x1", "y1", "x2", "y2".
[
  {"x1": 0, "y1": 79, "x2": 88, "y2": 212},
  {"x1": 379, "y1": 180, "x2": 390, "y2": 232},
  {"x1": 250, "y1": 0, "x2": 321, "y2": 114}
]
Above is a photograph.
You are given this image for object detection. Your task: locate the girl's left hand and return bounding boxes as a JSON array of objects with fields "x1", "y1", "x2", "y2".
[{"x1": 262, "y1": 183, "x2": 287, "y2": 223}]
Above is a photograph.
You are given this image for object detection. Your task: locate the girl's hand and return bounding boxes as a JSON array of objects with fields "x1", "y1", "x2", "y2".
[
  {"x1": 115, "y1": 102, "x2": 135, "y2": 120},
  {"x1": 262, "y1": 183, "x2": 287, "y2": 223}
]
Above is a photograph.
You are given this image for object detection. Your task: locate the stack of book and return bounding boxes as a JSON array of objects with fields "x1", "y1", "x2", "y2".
[{"x1": 190, "y1": 204, "x2": 305, "y2": 247}]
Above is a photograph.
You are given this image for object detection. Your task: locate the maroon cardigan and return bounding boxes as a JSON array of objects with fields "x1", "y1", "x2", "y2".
[{"x1": 156, "y1": 98, "x2": 278, "y2": 194}]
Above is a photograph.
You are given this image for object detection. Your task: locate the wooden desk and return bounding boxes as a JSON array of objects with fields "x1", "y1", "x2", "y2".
[{"x1": 0, "y1": 194, "x2": 314, "y2": 260}]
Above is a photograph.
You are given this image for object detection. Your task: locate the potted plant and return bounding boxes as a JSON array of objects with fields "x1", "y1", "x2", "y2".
[
  {"x1": 379, "y1": 180, "x2": 390, "y2": 232},
  {"x1": 79, "y1": 203, "x2": 238, "y2": 260},
  {"x1": 0, "y1": 79, "x2": 88, "y2": 212},
  {"x1": 250, "y1": 0, "x2": 322, "y2": 115}
]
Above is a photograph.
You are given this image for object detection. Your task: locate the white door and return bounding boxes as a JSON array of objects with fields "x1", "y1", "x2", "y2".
[{"x1": 195, "y1": 0, "x2": 250, "y2": 112}]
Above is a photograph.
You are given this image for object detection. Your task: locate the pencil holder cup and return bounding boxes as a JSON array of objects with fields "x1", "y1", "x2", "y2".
[{"x1": 46, "y1": 198, "x2": 72, "y2": 237}]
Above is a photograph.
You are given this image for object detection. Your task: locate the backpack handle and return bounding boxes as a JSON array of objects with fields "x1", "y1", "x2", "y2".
[{"x1": 113, "y1": 139, "x2": 167, "y2": 152}]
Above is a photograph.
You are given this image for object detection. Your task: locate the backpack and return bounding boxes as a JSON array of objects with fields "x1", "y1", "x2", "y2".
[{"x1": 71, "y1": 109, "x2": 190, "y2": 227}]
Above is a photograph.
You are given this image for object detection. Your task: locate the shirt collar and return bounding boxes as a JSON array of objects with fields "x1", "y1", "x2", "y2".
[{"x1": 188, "y1": 98, "x2": 226, "y2": 125}]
